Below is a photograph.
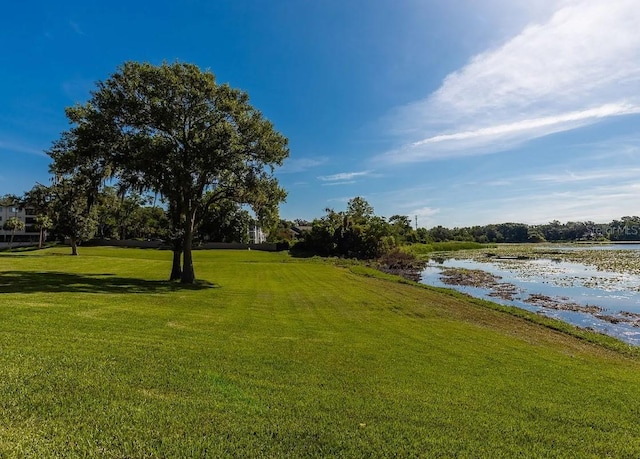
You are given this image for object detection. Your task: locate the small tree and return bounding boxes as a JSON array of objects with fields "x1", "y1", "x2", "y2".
[
  {"x1": 35, "y1": 215, "x2": 53, "y2": 249},
  {"x1": 50, "y1": 175, "x2": 98, "y2": 256},
  {"x1": 3, "y1": 217, "x2": 25, "y2": 250},
  {"x1": 389, "y1": 215, "x2": 416, "y2": 244},
  {"x1": 347, "y1": 196, "x2": 374, "y2": 224},
  {"x1": 0, "y1": 194, "x2": 20, "y2": 209},
  {"x1": 24, "y1": 183, "x2": 54, "y2": 249}
]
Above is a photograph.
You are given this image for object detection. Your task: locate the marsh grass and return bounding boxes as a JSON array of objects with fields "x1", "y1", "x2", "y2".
[
  {"x1": 408, "y1": 241, "x2": 491, "y2": 255},
  {"x1": 2, "y1": 247, "x2": 640, "y2": 457}
]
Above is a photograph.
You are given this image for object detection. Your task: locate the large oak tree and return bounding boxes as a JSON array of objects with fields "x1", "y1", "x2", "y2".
[{"x1": 50, "y1": 62, "x2": 288, "y2": 283}]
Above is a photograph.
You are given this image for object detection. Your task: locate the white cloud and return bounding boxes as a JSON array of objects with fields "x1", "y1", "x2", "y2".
[
  {"x1": 406, "y1": 206, "x2": 440, "y2": 227},
  {"x1": 321, "y1": 181, "x2": 356, "y2": 187},
  {"x1": 429, "y1": 161, "x2": 640, "y2": 227},
  {"x1": 278, "y1": 157, "x2": 327, "y2": 173},
  {"x1": 487, "y1": 183, "x2": 640, "y2": 225},
  {"x1": 318, "y1": 171, "x2": 372, "y2": 182},
  {"x1": 531, "y1": 167, "x2": 640, "y2": 184},
  {"x1": 327, "y1": 196, "x2": 352, "y2": 204},
  {"x1": 380, "y1": 0, "x2": 640, "y2": 163}
]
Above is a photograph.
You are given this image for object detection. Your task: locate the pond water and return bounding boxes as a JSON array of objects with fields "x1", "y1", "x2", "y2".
[
  {"x1": 555, "y1": 243, "x2": 640, "y2": 251},
  {"x1": 420, "y1": 252, "x2": 640, "y2": 346}
]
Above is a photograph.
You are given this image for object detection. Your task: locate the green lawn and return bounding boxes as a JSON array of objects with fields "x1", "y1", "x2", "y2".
[{"x1": 1, "y1": 247, "x2": 640, "y2": 457}]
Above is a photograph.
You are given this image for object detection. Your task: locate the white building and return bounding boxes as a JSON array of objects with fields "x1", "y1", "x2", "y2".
[
  {"x1": 0, "y1": 205, "x2": 39, "y2": 243},
  {"x1": 248, "y1": 222, "x2": 266, "y2": 244}
]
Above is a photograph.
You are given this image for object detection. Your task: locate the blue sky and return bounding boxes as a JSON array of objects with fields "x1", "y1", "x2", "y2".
[{"x1": 1, "y1": 0, "x2": 639, "y2": 227}]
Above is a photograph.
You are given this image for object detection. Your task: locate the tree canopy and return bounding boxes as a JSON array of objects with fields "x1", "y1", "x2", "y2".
[
  {"x1": 298, "y1": 197, "x2": 408, "y2": 259},
  {"x1": 23, "y1": 183, "x2": 55, "y2": 249},
  {"x1": 49, "y1": 175, "x2": 98, "y2": 256},
  {"x1": 49, "y1": 61, "x2": 289, "y2": 282}
]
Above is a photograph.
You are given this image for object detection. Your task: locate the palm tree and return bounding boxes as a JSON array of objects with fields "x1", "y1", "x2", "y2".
[{"x1": 3, "y1": 217, "x2": 25, "y2": 251}]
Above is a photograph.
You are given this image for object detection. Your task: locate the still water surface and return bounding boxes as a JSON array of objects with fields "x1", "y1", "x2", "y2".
[{"x1": 420, "y1": 249, "x2": 640, "y2": 345}]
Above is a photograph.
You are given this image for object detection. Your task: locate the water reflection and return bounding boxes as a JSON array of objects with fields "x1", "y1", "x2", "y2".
[{"x1": 420, "y1": 256, "x2": 640, "y2": 346}]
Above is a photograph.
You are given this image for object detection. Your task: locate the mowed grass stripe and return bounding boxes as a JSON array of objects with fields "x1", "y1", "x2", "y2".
[{"x1": 1, "y1": 247, "x2": 640, "y2": 457}]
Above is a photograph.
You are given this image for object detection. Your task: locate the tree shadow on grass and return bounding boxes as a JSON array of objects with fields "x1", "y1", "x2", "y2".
[{"x1": 0, "y1": 271, "x2": 218, "y2": 294}]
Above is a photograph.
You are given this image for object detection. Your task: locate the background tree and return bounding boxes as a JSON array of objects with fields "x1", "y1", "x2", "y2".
[
  {"x1": 52, "y1": 61, "x2": 288, "y2": 283},
  {"x1": 49, "y1": 175, "x2": 98, "y2": 256},
  {"x1": 34, "y1": 215, "x2": 53, "y2": 249},
  {"x1": 527, "y1": 227, "x2": 546, "y2": 243},
  {"x1": 94, "y1": 187, "x2": 121, "y2": 239},
  {"x1": 137, "y1": 206, "x2": 170, "y2": 241},
  {"x1": 389, "y1": 215, "x2": 416, "y2": 244},
  {"x1": 114, "y1": 192, "x2": 149, "y2": 240},
  {"x1": 428, "y1": 225, "x2": 453, "y2": 243},
  {"x1": 3, "y1": 217, "x2": 25, "y2": 250},
  {"x1": 300, "y1": 207, "x2": 343, "y2": 256},
  {"x1": 197, "y1": 198, "x2": 251, "y2": 243},
  {"x1": 1, "y1": 194, "x2": 23, "y2": 247},
  {"x1": 346, "y1": 196, "x2": 374, "y2": 223},
  {"x1": 0, "y1": 194, "x2": 21, "y2": 208},
  {"x1": 266, "y1": 219, "x2": 296, "y2": 247},
  {"x1": 0, "y1": 194, "x2": 22, "y2": 241},
  {"x1": 24, "y1": 183, "x2": 54, "y2": 248},
  {"x1": 299, "y1": 197, "x2": 396, "y2": 259}
]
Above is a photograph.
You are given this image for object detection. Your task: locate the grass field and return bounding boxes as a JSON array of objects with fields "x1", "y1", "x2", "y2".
[{"x1": 2, "y1": 247, "x2": 640, "y2": 457}]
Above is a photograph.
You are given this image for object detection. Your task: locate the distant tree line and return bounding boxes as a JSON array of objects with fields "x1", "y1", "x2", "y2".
[
  {"x1": 425, "y1": 218, "x2": 640, "y2": 243},
  {"x1": 281, "y1": 209, "x2": 640, "y2": 259},
  {"x1": 7, "y1": 183, "x2": 640, "y2": 265},
  {"x1": 2, "y1": 188, "x2": 262, "y2": 247},
  {"x1": 9, "y1": 183, "x2": 640, "y2": 260}
]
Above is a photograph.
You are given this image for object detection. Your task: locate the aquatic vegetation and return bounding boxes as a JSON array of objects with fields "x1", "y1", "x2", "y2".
[
  {"x1": 524, "y1": 293, "x2": 603, "y2": 314},
  {"x1": 440, "y1": 267, "x2": 501, "y2": 287},
  {"x1": 421, "y1": 244, "x2": 640, "y2": 345}
]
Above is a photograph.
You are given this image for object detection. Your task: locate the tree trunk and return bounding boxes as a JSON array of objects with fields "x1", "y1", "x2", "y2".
[
  {"x1": 180, "y1": 210, "x2": 196, "y2": 284},
  {"x1": 8, "y1": 232, "x2": 14, "y2": 251},
  {"x1": 70, "y1": 236, "x2": 79, "y2": 256},
  {"x1": 181, "y1": 236, "x2": 195, "y2": 284},
  {"x1": 39, "y1": 228, "x2": 44, "y2": 249},
  {"x1": 170, "y1": 238, "x2": 183, "y2": 281}
]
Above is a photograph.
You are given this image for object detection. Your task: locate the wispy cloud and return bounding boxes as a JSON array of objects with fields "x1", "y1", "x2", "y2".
[
  {"x1": 567, "y1": 134, "x2": 640, "y2": 161},
  {"x1": 410, "y1": 206, "x2": 440, "y2": 224},
  {"x1": 379, "y1": 0, "x2": 640, "y2": 163},
  {"x1": 322, "y1": 181, "x2": 356, "y2": 187},
  {"x1": 318, "y1": 170, "x2": 372, "y2": 182},
  {"x1": 427, "y1": 161, "x2": 640, "y2": 227},
  {"x1": 530, "y1": 167, "x2": 640, "y2": 184},
  {"x1": 69, "y1": 21, "x2": 85, "y2": 36},
  {"x1": 484, "y1": 179, "x2": 513, "y2": 187},
  {"x1": 0, "y1": 139, "x2": 47, "y2": 157},
  {"x1": 327, "y1": 196, "x2": 352, "y2": 204},
  {"x1": 484, "y1": 183, "x2": 640, "y2": 225},
  {"x1": 278, "y1": 156, "x2": 328, "y2": 174}
]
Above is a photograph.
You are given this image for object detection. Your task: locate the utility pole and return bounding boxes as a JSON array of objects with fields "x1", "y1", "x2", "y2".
[{"x1": 415, "y1": 215, "x2": 418, "y2": 230}]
